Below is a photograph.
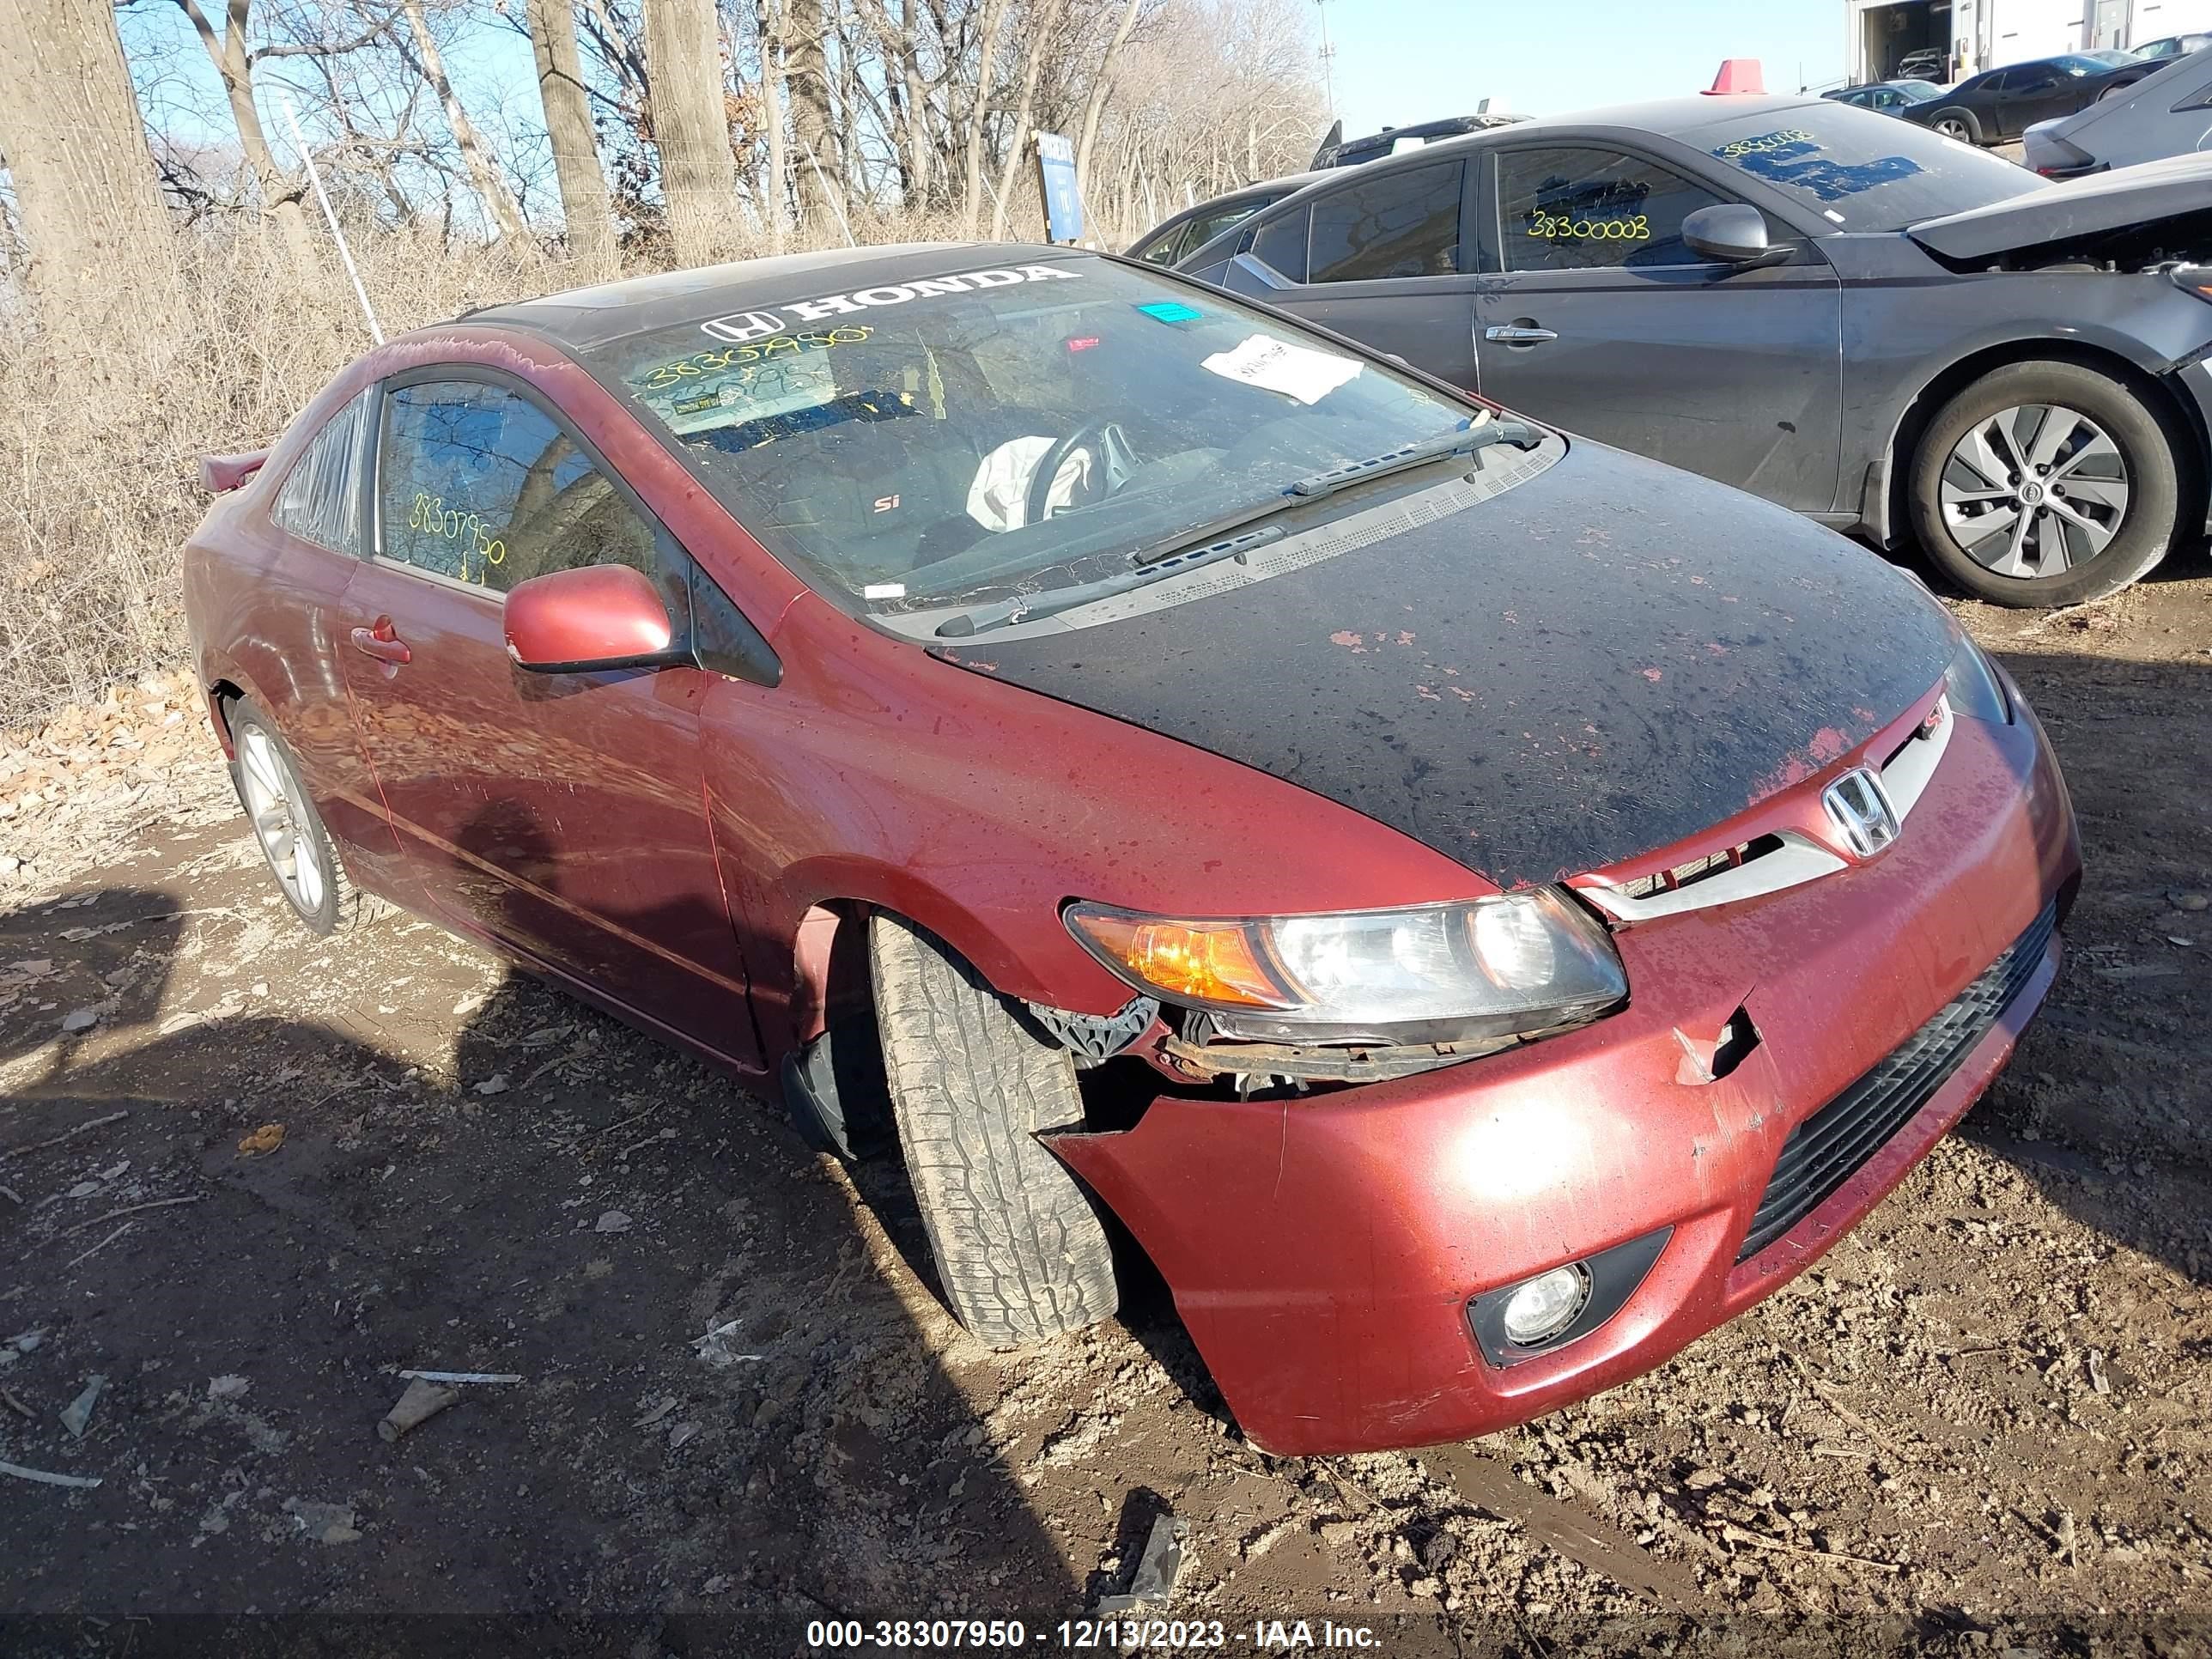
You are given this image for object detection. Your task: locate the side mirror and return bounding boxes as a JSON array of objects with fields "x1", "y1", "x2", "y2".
[
  {"x1": 505, "y1": 564, "x2": 685, "y2": 674},
  {"x1": 1681, "y1": 203, "x2": 1790, "y2": 267}
]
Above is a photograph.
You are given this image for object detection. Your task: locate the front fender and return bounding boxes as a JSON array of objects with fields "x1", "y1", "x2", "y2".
[{"x1": 702, "y1": 592, "x2": 1500, "y2": 1069}]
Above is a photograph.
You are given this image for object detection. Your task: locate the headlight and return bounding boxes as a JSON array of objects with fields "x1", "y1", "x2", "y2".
[
  {"x1": 1943, "y1": 635, "x2": 2012, "y2": 725},
  {"x1": 1063, "y1": 888, "x2": 1626, "y2": 1045}
]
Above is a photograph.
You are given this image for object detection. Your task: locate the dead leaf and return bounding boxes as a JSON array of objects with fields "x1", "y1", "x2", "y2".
[{"x1": 236, "y1": 1123, "x2": 286, "y2": 1157}]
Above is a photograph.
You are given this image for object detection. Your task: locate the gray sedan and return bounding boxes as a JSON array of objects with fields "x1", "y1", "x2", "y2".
[{"x1": 1172, "y1": 95, "x2": 2212, "y2": 605}]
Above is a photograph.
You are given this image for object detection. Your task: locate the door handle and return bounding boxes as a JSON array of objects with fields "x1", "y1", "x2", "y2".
[
  {"x1": 1485, "y1": 325, "x2": 1559, "y2": 344},
  {"x1": 349, "y1": 617, "x2": 412, "y2": 665}
]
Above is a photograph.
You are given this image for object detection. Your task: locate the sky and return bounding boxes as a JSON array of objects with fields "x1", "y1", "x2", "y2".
[
  {"x1": 118, "y1": 0, "x2": 1853, "y2": 183},
  {"x1": 1319, "y1": 0, "x2": 1851, "y2": 137}
]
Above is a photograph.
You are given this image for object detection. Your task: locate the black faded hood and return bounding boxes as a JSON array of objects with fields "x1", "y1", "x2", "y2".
[
  {"x1": 932, "y1": 441, "x2": 1957, "y2": 889},
  {"x1": 1908, "y1": 151, "x2": 2212, "y2": 263}
]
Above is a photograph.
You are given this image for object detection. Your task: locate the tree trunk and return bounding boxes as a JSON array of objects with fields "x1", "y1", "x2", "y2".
[
  {"x1": 399, "y1": 0, "x2": 533, "y2": 243},
  {"x1": 784, "y1": 0, "x2": 842, "y2": 242},
  {"x1": 988, "y1": 0, "x2": 1061, "y2": 240},
  {"x1": 527, "y1": 0, "x2": 617, "y2": 267},
  {"x1": 959, "y1": 0, "x2": 1013, "y2": 238},
  {"x1": 900, "y1": 38, "x2": 931, "y2": 210},
  {"x1": 0, "y1": 0, "x2": 176, "y2": 321},
  {"x1": 170, "y1": 0, "x2": 318, "y2": 270},
  {"x1": 1072, "y1": 0, "x2": 1141, "y2": 208},
  {"x1": 641, "y1": 0, "x2": 743, "y2": 265},
  {"x1": 756, "y1": 0, "x2": 787, "y2": 252}
]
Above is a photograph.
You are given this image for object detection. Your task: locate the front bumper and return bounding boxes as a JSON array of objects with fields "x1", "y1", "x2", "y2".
[{"x1": 1050, "y1": 696, "x2": 2079, "y2": 1455}]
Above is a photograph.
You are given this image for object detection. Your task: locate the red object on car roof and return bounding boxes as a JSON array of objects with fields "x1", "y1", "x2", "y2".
[{"x1": 1703, "y1": 58, "x2": 1766, "y2": 94}]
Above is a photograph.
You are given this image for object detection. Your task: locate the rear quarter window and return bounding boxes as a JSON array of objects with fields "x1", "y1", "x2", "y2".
[{"x1": 269, "y1": 390, "x2": 372, "y2": 554}]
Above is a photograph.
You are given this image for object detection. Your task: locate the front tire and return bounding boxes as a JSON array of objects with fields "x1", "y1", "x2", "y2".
[
  {"x1": 1929, "y1": 109, "x2": 1981, "y2": 142},
  {"x1": 867, "y1": 912, "x2": 1118, "y2": 1347},
  {"x1": 1907, "y1": 359, "x2": 2180, "y2": 607},
  {"x1": 226, "y1": 697, "x2": 387, "y2": 936}
]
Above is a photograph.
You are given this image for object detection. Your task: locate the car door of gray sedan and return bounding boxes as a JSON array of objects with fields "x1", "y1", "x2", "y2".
[
  {"x1": 1469, "y1": 142, "x2": 1845, "y2": 515},
  {"x1": 1213, "y1": 155, "x2": 1486, "y2": 392}
]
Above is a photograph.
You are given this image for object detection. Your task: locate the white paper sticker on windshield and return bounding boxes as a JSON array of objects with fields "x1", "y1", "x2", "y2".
[{"x1": 1200, "y1": 335, "x2": 1363, "y2": 405}]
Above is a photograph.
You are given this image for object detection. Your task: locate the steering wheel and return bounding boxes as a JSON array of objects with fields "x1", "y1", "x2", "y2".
[{"x1": 1024, "y1": 420, "x2": 1139, "y2": 526}]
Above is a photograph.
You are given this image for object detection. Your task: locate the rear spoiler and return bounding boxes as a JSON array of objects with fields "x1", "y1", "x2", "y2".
[{"x1": 200, "y1": 449, "x2": 270, "y2": 494}]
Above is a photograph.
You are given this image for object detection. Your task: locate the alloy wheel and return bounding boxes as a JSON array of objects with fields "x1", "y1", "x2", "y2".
[
  {"x1": 1937, "y1": 402, "x2": 2130, "y2": 580},
  {"x1": 1936, "y1": 118, "x2": 1971, "y2": 138},
  {"x1": 237, "y1": 726, "x2": 328, "y2": 915}
]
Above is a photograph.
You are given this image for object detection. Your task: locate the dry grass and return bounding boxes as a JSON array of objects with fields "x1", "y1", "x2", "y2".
[{"x1": 0, "y1": 202, "x2": 1054, "y2": 736}]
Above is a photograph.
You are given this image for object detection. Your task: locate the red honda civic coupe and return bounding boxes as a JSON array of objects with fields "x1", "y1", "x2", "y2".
[{"x1": 183, "y1": 243, "x2": 2078, "y2": 1455}]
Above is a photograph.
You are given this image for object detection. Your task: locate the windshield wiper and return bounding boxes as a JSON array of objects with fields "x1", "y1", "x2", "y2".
[
  {"x1": 934, "y1": 522, "x2": 1286, "y2": 637},
  {"x1": 1286, "y1": 418, "x2": 1542, "y2": 499},
  {"x1": 932, "y1": 418, "x2": 1543, "y2": 639}
]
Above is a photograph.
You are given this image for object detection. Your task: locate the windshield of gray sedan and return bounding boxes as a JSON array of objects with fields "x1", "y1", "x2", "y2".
[
  {"x1": 583, "y1": 256, "x2": 1493, "y2": 611},
  {"x1": 1694, "y1": 108, "x2": 2043, "y2": 230}
]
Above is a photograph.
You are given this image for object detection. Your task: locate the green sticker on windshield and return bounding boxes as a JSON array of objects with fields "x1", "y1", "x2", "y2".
[{"x1": 1137, "y1": 301, "x2": 1203, "y2": 324}]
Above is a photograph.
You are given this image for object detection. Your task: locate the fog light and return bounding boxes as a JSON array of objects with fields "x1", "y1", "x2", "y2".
[{"x1": 1500, "y1": 1264, "x2": 1590, "y2": 1346}]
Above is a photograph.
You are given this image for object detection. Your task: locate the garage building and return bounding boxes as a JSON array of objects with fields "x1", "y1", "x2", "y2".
[{"x1": 1847, "y1": 0, "x2": 2212, "y2": 81}]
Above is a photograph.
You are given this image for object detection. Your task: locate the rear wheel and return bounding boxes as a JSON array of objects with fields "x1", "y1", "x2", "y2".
[
  {"x1": 225, "y1": 697, "x2": 388, "y2": 935},
  {"x1": 1907, "y1": 360, "x2": 2180, "y2": 607},
  {"x1": 867, "y1": 911, "x2": 1117, "y2": 1347}
]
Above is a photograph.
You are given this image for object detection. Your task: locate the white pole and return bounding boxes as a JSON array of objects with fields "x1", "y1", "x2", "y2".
[
  {"x1": 801, "y1": 141, "x2": 858, "y2": 247},
  {"x1": 281, "y1": 95, "x2": 383, "y2": 346}
]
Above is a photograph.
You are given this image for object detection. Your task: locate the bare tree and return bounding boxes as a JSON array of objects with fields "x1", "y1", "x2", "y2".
[
  {"x1": 1073, "y1": 0, "x2": 1140, "y2": 204},
  {"x1": 641, "y1": 0, "x2": 742, "y2": 264},
  {"x1": 782, "y1": 0, "x2": 843, "y2": 241},
  {"x1": 526, "y1": 0, "x2": 617, "y2": 263},
  {"x1": 750, "y1": 0, "x2": 787, "y2": 249},
  {"x1": 398, "y1": 0, "x2": 532, "y2": 240},
  {"x1": 958, "y1": 0, "x2": 1012, "y2": 236},
  {"x1": 988, "y1": 0, "x2": 1063, "y2": 239},
  {"x1": 0, "y1": 0, "x2": 177, "y2": 317},
  {"x1": 158, "y1": 0, "x2": 348, "y2": 269}
]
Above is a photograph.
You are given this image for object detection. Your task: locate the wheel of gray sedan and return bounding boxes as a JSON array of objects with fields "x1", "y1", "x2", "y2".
[
  {"x1": 1929, "y1": 109, "x2": 1980, "y2": 142},
  {"x1": 1908, "y1": 360, "x2": 2180, "y2": 607},
  {"x1": 225, "y1": 697, "x2": 386, "y2": 936},
  {"x1": 867, "y1": 911, "x2": 1118, "y2": 1347}
]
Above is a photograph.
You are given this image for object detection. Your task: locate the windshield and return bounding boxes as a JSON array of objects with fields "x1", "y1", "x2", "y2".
[
  {"x1": 1896, "y1": 79, "x2": 1945, "y2": 100},
  {"x1": 580, "y1": 255, "x2": 1490, "y2": 612},
  {"x1": 1690, "y1": 105, "x2": 2044, "y2": 230}
]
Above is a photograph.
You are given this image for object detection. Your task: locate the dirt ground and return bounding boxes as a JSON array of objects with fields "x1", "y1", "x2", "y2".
[{"x1": 3, "y1": 557, "x2": 2212, "y2": 1657}]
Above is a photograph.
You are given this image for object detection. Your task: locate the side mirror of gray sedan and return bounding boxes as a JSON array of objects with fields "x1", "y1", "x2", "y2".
[{"x1": 1682, "y1": 203, "x2": 1792, "y2": 268}]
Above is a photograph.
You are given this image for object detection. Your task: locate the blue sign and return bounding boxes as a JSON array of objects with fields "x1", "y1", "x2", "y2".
[{"x1": 1034, "y1": 130, "x2": 1084, "y2": 243}]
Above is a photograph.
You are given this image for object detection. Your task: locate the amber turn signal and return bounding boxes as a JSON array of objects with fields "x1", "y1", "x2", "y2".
[{"x1": 1064, "y1": 909, "x2": 1292, "y2": 1008}]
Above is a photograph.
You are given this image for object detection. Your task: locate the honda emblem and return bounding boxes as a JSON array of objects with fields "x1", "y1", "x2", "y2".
[{"x1": 1822, "y1": 767, "x2": 1900, "y2": 857}]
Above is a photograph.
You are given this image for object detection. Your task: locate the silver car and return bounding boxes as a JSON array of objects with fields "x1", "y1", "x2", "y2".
[
  {"x1": 2023, "y1": 46, "x2": 2212, "y2": 176},
  {"x1": 1174, "y1": 94, "x2": 2212, "y2": 607}
]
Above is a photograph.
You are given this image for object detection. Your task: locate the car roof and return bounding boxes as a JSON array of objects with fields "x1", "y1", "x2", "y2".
[
  {"x1": 462, "y1": 241, "x2": 1086, "y2": 350},
  {"x1": 1307, "y1": 94, "x2": 1830, "y2": 167},
  {"x1": 1171, "y1": 170, "x2": 1329, "y2": 216}
]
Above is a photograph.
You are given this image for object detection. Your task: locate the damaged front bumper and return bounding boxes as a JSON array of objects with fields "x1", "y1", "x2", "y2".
[{"x1": 1048, "y1": 695, "x2": 2080, "y2": 1456}]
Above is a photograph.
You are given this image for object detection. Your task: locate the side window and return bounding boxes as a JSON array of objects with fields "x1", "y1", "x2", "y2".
[
  {"x1": 1182, "y1": 199, "x2": 1271, "y2": 255},
  {"x1": 377, "y1": 380, "x2": 662, "y2": 598},
  {"x1": 1309, "y1": 158, "x2": 1465, "y2": 283},
  {"x1": 1249, "y1": 205, "x2": 1311, "y2": 281},
  {"x1": 1496, "y1": 146, "x2": 1726, "y2": 273},
  {"x1": 1139, "y1": 220, "x2": 1193, "y2": 265},
  {"x1": 270, "y1": 389, "x2": 371, "y2": 554}
]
